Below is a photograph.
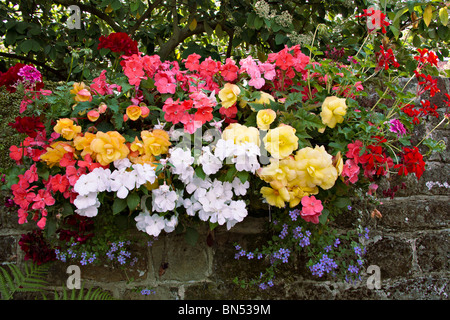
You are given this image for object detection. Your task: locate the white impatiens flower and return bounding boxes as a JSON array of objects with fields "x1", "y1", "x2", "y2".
[
  {"x1": 74, "y1": 192, "x2": 98, "y2": 210},
  {"x1": 114, "y1": 158, "x2": 132, "y2": 171},
  {"x1": 232, "y1": 177, "x2": 250, "y2": 196},
  {"x1": 169, "y1": 147, "x2": 195, "y2": 182},
  {"x1": 110, "y1": 169, "x2": 137, "y2": 199},
  {"x1": 132, "y1": 163, "x2": 156, "y2": 187},
  {"x1": 232, "y1": 142, "x2": 261, "y2": 173},
  {"x1": 198, "y1": 146, "x2": 222, "y2": 175},
  {"x1": 73, "y1": 172, "x2": 100, "y2": 196},
  {"x1": 214, "y1": 138, "x2": 236, "y2": 161},
  {"x1": 183, "y1": 197, "x2": 203, "y2": 216},
  {"x1": 135, "y1": 210, "x2": 166, "y2": 237},
  {"x1": 164, "y1": 214, "x2": 178, "y2": 233},
  {"x1": 75, "y1": 196, "x2": 101, "y2": 218},
  {"x1": 152, "y1": 184, "x2": 178, "y2": 212},
  {"x1": 91, "y1": 167, "x2": 112, "y2": 193}
]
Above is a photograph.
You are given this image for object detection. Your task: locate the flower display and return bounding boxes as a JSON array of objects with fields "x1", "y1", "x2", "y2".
[{"x1": 4, "y1": 17, "x2": 448, "y2": 291}]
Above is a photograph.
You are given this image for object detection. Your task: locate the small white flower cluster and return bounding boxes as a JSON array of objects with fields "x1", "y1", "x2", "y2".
[
  {"x1": 73, "y1": 159, "x2": 156, "y2": 217},
  {"x1": 425, "y1": 180, "x2": 450, "y2": 190},
  {"x1": 137, "y1": 138, "x2": 259, "y2": 233}
]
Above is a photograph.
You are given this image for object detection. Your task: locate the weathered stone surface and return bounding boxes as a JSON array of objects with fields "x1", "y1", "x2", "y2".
[
  {"x1": 416, "y1": 231, "x2": 450, "y2": 273},
  {"x1": 364, "y1": 237, "x2": 413, "y2": 279},
  {"x1": 0, "y1": 236, "x2": 16, "y2": 263},
  {"x1": 375, "y1": 196, "x2": 450, "y2": 231},
  {"x1": 148, "y1": 231, "x2": 212, "y2": 282}
]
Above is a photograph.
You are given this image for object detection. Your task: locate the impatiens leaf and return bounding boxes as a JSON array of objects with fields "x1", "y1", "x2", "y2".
[{"x1": 112, "y1": 198, "x2": 127, "y2": 215}]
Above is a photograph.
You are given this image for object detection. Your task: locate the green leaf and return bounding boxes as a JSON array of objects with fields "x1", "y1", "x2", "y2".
[
  {"x1": 127, "y1": 192, "x2": 140, "y2": 211},
  {"x1": 236, "y1": 171, "x2": 249, "y2": 184},
  {"x1": 333, "y1": 197, "x2": 351, "y2": 209},
  {"x1": 112, "y1": 198, "x2": 127, "y2": 215},
  {"x1": 195, "y1": 166, "x2": 206, "y2": 180},
  {"x1": 319, "y1": 209, "x2": 329, "y2": 225},
  {"x1": 440, "y1": 7, "x2": 449, "y2": 26}
]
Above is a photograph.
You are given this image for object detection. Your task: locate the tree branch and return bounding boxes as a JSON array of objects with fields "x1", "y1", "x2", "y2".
[
  {"x1": 52, "y1": 0, "x2": 124, "y2": 33},
  {"x1": 128, "y1": 0, "x2": 164, "y2": 35},
  {"x1": 0, "y1": 52, "x2": 66, "y2": 80}
]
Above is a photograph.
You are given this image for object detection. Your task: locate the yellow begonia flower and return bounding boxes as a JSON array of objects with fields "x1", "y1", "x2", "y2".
[
  {"x1": 263, "y1": 124, "x2": 298, "y2": 159},
  {"x1": 54, "y1": 118, "x2": 82, "y2": 140},
  {"x1": 294, "y1": 145, "x2": 338, "y2": 190},
  {"x1": 256, "y1": 109, "x2": 276, "y2": 131},
  {"x1": 74, "y1": 132, "x2": 96, "y2": 157},
  {"x1": 254, "y1": 92, "x2": 275, "y2": 105},
  {"x1": 40, "y1": 141, "x2": 74, "y2": 168},
  {"x1": 70, "y1": 82, "x2": 92, "y2": 103},
  {"x1": 126, "y1": 105, "x2": 142, "y2": 121},
  {"x1": 260, "y1": 186, "x2": 289, "y2": 208},
  {"x1": 258, "y1": 156, "x2": 319, "y2": 209},
  {"x1": 141, "y1": 129, "x2": 171, "y2": 157},
  {"x1": 320, "y1": 96, "x2": 347, "y2": 129},
  {"x1": 218, "y1": 83, "x2": 240, "y2": 109},
  {"x1": 222, "y1": 123, "x2": 260, "y2": 146},
  {"x1": 90, "y1": 131, "x2": 130, "y2": 166}
]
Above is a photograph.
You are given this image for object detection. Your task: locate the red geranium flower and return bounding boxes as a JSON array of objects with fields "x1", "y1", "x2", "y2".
[
  {"x1": 98, "y1": 32, "x2": 138, "y2": 56},
  {"x1": 8, "y1": 115, "x2": 45, "y2": 138}
]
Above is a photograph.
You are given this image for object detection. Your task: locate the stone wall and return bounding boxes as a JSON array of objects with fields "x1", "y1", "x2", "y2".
[{"x1": 0, "y1": 78, "x2": 449, "y2": 300}]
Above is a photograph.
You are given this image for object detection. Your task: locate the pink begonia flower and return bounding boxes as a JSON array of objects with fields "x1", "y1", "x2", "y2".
[
  {"x1": 300, "y1": 195, "x2": 323, "y2": 224},
  {"x1": 342, "y1": 159, "x2": 360, "y2": 184}
]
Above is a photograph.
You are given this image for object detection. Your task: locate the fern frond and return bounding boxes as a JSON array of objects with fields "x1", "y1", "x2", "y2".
[
  {"x1": 53, "y1": 282, "x2": 114, "y2": 300},
  {"x1": 0, "y1": 262, "x2": 49, "y2": 300}
]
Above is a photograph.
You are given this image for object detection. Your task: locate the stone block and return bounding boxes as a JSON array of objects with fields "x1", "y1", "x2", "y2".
[
  {"x1": 149, "y1": 231, "x2": 212, "y2": 282},
  {"x1": 0, "y1": 236, "x2": 17, "y2": 263},
  {"x1": 416, "y1": 231, "x2": 450, "y2": 273},
  {"x1": 375, "y1": 196, "x2": 450, "y2": 231},
  {"x1": 364, "y1": 237, "x2": 413, "y2": 279}
]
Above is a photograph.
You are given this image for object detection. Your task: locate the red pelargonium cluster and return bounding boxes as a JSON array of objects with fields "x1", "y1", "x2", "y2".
[
  {"x1": 98, "y1": 32, "x2": 138, "y2": 56},
  {"x1": 356, "y1": 7, "x2": 390, "y2": 34},
  {"x1": 375, "y1": 45, "x2": 400, "y2": 71},
  {"x1": 394, "y1": 146, "x2": 426, "y2": 180},
  {"x1": 345, "y1": 138, "x2": 426, "y2": 182}
]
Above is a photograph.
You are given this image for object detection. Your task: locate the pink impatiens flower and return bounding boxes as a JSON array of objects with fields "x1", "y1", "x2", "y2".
[{"x1": 300, "y1": 195, "x2": 323, "y2": 224}]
